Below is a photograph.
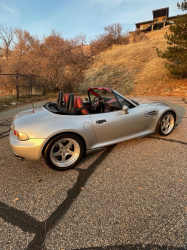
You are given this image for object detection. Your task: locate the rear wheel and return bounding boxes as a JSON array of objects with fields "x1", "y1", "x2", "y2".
[
  {"x1": 44, "y1": 134, "x2": 84, "y2": 171},
  {"x1": 157, "y1": 112, "x2": 175, "y2": 136}
]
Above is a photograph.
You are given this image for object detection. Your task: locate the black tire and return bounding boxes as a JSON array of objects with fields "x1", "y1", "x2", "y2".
[
  {"x1": 44, "y1": 133, "x2": 84, "y2": 171},
  {"x1": 157, "y1": 111, "x2": 175, "y2": 136}
]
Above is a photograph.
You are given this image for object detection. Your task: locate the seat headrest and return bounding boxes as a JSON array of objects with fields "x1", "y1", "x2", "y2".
[
  {"x1": 57, "y1": 91, "x2": 63, "y2": 108},
  {"x1": 64, "y1": 94, "x2": 69, "y2": 103},
  {"x1": 66, "y1": 93, "x2": 74, "y2": 112}
]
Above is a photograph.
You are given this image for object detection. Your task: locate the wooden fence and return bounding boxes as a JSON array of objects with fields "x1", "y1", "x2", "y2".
[{"x1": 0, "y1": 73, "x2": 45, "y2": 100}]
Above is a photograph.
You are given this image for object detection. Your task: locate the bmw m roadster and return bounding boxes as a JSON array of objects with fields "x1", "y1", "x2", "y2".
[{"x1": 9, "y1": 87, "x2": 177, "y2": 171}]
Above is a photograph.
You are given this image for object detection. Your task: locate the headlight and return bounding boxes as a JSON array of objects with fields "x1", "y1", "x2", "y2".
[{"x1": 11, "y1": 126, "x2": 29, "y2": 141}]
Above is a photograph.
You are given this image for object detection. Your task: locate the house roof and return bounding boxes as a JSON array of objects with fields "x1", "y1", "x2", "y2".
[
  {"x1": 167, "y1": 13, "x2": 187, "y2": 20},
  {"x1": 135, "y1": 20, "x2": 153, "y2": 27},
  {"x1": 152, "y1": 7, "x2": 169, "y2": 19},
  {"x1": 135, "y1": 8, "x2": 186, "y2": 28}
]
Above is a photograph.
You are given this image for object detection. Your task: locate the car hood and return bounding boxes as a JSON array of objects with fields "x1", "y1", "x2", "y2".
[
  {"x1": 137, "y1": 101, "x2": 177, "y2": 118},
  {"x1": 138, "y1": 101, "x2": 174, "y2": 109},
  {"x1": 139, "y1": 102, "x2": 163, "y2": 107}
]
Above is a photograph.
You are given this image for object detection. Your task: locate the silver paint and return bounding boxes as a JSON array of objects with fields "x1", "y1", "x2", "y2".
[{"x1": 9, "y1": 94, "x2": 177, "y2": 161}]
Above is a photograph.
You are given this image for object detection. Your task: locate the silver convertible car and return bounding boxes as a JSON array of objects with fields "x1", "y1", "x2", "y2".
[{"x1": 9, "y1": 87, "x2": 177, "y2": 171}]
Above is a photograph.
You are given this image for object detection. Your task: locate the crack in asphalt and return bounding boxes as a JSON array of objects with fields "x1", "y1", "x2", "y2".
[
  {"x1": 0, "y1": 118, "x2": 12, "y2": 127},
  {"x1": 150, "y1": 137, "x2": 187, "y2": 146},
  {"x1": 0, "y1": 145, "x2": 116, "y2": 250},
  {"x1": 182, "y1": 98, "x2": 187, "y2": 105},
  {"x1": 0, "y1": 129, "x2": 10, "y2": 139},
  {"x1": 0, "y1": 119, "x2": 12, "y2": 139},
  {"x1": 72, "y1": 244, "x2": 185, "y2": 250},
  {"x1": 0, "y1": 202, "x2": 45, "y2": 232}
]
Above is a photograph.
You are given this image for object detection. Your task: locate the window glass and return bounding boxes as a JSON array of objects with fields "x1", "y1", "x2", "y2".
[
  {"x1": 115, "y1": 93, "x2": 135, "y2": 109},
  {"x1": 89, "y1": 89, "x2": 121, "y2": 108}
]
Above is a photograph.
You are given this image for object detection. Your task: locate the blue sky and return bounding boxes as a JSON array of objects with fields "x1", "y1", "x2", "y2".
[{"x1": 0, "y1": 0, "x2": 185, "y2": 43}]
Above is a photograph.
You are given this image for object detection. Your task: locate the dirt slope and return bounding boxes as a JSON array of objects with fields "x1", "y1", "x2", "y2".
[{"x1": 83, "y1": 26, "x2": 187, "y2": 96}]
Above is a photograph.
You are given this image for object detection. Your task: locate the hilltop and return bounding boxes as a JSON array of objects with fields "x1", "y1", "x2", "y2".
[{"x1": 82, "y1": 26, "x2": 187, "y2": 97}]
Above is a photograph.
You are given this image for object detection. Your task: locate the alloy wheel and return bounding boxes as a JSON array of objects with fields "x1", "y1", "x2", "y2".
[
  {"x1": 50, "y1": 138, "x2": 80, "y2": 168},
  {"x1": 161, "y1": 114, "x2": 174, "y2": 135}
]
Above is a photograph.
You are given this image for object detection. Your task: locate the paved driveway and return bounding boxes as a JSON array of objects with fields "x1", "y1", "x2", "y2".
[{"x1": 0, "y1": 97, "x2": 186, "y2": 250}]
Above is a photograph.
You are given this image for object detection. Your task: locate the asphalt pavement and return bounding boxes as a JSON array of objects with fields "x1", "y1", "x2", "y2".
[{"x1": 0, "y1": 96, "x2": 186, "y2": 250}]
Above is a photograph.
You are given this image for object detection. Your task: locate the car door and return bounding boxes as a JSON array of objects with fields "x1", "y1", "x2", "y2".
[{"x1": 89, "y1": 106, "x2": 143, "y2": 143}]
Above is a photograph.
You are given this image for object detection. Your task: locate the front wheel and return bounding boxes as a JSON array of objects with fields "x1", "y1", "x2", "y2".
[
  {"x1": 157, "y1": 112, "x2": 175, "y2": 136},
  {"x1": 44, "y1": 134, "x2": 84, "y2": 171}
]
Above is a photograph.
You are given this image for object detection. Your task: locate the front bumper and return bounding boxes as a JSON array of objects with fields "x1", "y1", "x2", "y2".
[{"x1": 9, "y1": 130, "x2": 46, "y2": 160}]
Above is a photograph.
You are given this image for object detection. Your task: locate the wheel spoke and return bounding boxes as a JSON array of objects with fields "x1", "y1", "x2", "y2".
[
  {"x1": 53, "y1": 150, "x2": 61, "y2": 157},
  {"x1": 67, "y1": 150, "x2": 73, "y2": 156},
  {"x1": 61, "y1": 154, "x2": 66, "y2": 162},
  {"x1": 161, "y1": 123, "x2": 165, "y2": 130},
  {"x1": 66, "y1": 141, "x2": 73, "y2": 149},
  {"x1": 57, "y1": 142, "x2": 63, "y2": 149}
]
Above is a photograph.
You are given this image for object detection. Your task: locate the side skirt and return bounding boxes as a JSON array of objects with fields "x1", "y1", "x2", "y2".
[
  {"x1": 88, "y1": 130, "x2": 156, "y2": 151},
  {"x1": 137, "y1": 132, "x2": 156, "y2": 139},
  {"x1": 86, "y1": 147, "x2": 106, "y2": 155}
]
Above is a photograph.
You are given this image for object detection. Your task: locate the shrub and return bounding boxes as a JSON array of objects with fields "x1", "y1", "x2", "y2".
[{"x1": 133, "y1": 30, "x2": 148, "y2": 43}]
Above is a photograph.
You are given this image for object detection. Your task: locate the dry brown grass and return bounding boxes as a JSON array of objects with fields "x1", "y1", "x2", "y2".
[{"x1": 83, "y1": 26, "x2": 187, "y2": 96}]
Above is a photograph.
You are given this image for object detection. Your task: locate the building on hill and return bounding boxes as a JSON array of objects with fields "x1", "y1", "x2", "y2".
[{"x1": 134, "y1": 7, "x2": 186, "y2": 32}]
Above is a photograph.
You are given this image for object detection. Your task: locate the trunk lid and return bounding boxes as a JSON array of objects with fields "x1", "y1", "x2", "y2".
[{"x1": 13, "y1": 107, "x2": 50, "y2": 128}]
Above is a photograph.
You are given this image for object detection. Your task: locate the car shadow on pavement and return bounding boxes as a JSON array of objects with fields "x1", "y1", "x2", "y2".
[{"x1": 71, "y1": 244, "x2": 185, "y2": 250}]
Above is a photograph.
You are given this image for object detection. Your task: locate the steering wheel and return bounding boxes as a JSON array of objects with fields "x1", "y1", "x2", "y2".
[{"x1": 92, "y1": 97, "x2": 100, "y2": 111}]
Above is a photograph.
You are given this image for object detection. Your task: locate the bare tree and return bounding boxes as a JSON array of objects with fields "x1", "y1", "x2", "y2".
[
  {"x1": 90, "y1": 23, "x2": 129, "y2": 55},
  {"x1": 104, "y1": 23, "x2": 123, "y2": 44},
  {"x1": 177, "y1": 0, "x2": 187, "y2": 10},
  {"x1": 0, "y1": 24, "x2": 14, "y2": 60}
]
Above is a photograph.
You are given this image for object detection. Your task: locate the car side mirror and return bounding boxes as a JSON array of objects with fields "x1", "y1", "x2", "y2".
[
  {"x1": 84, "y1": 97, "x2": 89, "y2": 102},
  {"x1": 122, "y1": 105, "x2": 129, "y2": 114}
]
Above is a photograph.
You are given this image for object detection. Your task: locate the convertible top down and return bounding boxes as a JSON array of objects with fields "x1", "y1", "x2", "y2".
[{"x1": 9, "y1": 87, "x2": 177, "y2": 171}]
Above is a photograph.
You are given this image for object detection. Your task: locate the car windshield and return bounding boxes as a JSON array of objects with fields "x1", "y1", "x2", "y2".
[
  {"x1": 115, "y1": 93, "x2": 135, "y2": 109},
  {"x1": 89, "y1": 89, "x2": 120, "y2": 108}
]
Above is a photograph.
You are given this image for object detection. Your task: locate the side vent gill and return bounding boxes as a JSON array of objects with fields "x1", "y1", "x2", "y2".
[{"x1": 143, "y1": 110, "x2": 158, "y2": 117}]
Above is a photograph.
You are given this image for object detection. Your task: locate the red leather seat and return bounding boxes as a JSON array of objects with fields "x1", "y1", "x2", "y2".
[
  {"x1": 64, "y1": 94, "x2": 69, "y2": 103},
  {"x1": 74, "y1": 97, "x2": 89, "y2": 115}
]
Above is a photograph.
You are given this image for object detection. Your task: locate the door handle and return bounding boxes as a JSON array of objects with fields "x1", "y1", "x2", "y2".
[{"x1": 96, "y1": 119, "x2": 107, "y2": 124}]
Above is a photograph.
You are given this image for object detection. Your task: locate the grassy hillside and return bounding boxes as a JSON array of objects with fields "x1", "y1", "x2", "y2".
[{"x1": 82, "y1": 26, "x2": 187, "y2": 96}]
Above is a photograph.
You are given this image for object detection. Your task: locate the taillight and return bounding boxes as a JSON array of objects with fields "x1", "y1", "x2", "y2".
[{"x1": 13, "y1": 129, "x2": 29, "y2": 141}]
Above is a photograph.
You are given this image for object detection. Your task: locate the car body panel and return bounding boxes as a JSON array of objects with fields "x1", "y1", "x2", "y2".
[
  {"x1": 138, "y1": 102, "x2": 177, "y2": 132},
  {"x1": 9, "y1": 129, "x2": 47, "y2": 160},
  {"x1": 9, "y1": 88, "x2": 178, "y2": 161},
  {"x1": 11, "y1": 107, "x2": 98, "y2": 160},
  {"x1": 90, "y1": 106, "x2": 143, "y2": 142},
  {"x1": 89, "y1": 130, "x2": 155, "y2": 150}
]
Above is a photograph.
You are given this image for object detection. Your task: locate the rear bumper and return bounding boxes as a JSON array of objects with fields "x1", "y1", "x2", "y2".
[{"x1": 9, "y1": 130, "x2": 46, "y2": 160}]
